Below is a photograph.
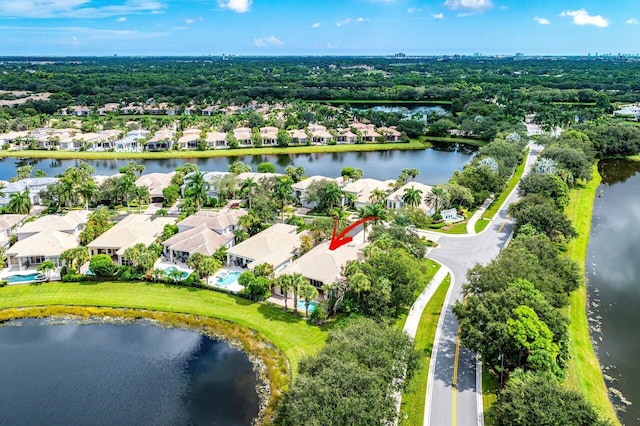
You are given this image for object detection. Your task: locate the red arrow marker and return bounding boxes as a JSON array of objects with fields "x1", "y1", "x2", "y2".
[{"x1": 329, "y1": 216, "x2": 378, "y2": 250}]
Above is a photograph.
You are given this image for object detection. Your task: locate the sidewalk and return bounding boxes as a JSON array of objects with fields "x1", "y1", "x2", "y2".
[{"x1": 466, "y1": 197, "x2": 493, "y2": 235}]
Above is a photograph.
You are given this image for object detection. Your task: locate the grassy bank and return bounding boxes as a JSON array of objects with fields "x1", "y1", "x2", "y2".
[
  {"x1": 0, "y1": 139, "x2": 428, "y2": 161},
  {"x1": 482, "y1": 148, "x2": 529, "y2": 221},
  {"x1": 563, "y1": 165, "x2": 619, "y2": 425},
  {"x1": 0, "y1": 281, "x2": 328, "y2": 374},
  {"x1": 314, "y1": 99, "x2": 453, "y2": 106},
  {"x1": 423, "y1": 136, "x2": 488, "y2": 147},
  {"x1": 400, "y1": 274, "x2": 451, "y2": 426},
  {"x1": 630, "y1": 154, "x2": 640, "y2": 161},
  {"x1": 0, "y1": 305, "x2": 288, "y2": 423}
]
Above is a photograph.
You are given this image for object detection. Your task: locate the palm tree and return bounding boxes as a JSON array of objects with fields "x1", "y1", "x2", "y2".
[
  {"x1": 299, "y1": 283, "x2": 319, "y2": 318},
  {"x1": 275, "y1": 274, "x2": 294, "y2": 312},
  {"x1": 323, "y1": 182, "x2": 344, "y2": 210},
  {"x1": 78, "y1": 179, "x2": 97, "y2": 210},
  {"x1": 241, "y1": 178, "x2": 259, "y2": 209},
  {"x1": 273, "y1": 177, "x2": 293, "y2": 223},
  {"x1": 425, "y1": 187, "x2": 449, "y2": 213},
  {"x1": 368, "y1": 188, "x2": 387, "y2": 205},
  {"x1": 291, "y1": 273, "x2": 308, "y2": 316},
  {"x1": 59, "y1": 178, "x2": 76, "y2": 210},
  {"x1": 37, "y1": 260, "x2": 56, "y2": 281},
  {"x1": 132, "y1": 185, "x2": 150, "y2": 214},
  {"x1": 402, "y1": 187, "x2": 423, "y2": 208},
  {"x1": 406, "y1": 168, "x2": 420, "y2": 181},
  {"x1": 117, "y1": 175, "x2": 136, "y2": 213},
  {"x1": 184, "y1": 171, "x2": 210, "y2": 211},
  {"x1": 7, "y1": 190, "x2": 32, "y2": 214},
  {"x1": 349, "y1": 271, "x2": 371, "y2": 304}
]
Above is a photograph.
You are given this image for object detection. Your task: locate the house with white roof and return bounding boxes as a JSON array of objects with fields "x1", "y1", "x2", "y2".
[
  {"x1": 292, "y1": 175, "x2": 340, "y2": 209},
  {"x1": 201, "y1": 105, "x2": 216, "y2": 116},
  {"x1": 378, "y1": 126, "x2": 403, "y2": 142},
  {"x1": 613, "y1": 104, "x2": 640, "y2": 120},
  {"x1": 233, "y1": 127, "x2": 253, "y2": 147},
  {"x1": 6, "y1": 228, "x2": 79, "y2": 271},
  {"x1": 343, "y1": 178, "x2": 396, "y2": 209},
  {"x1": 177, "y1": 128, "x2": 202, "y2": 150},
  {"x1": 0, "y1": 214, "x2": 26, "y2": 248},
  {"x1": 162, "y1": 224, "x2": 234, "y2": 263},
  {"x1": 114, "y1": 130, "x2": 148, "y2": 152},
  {"x1": 0, "y1": 131, "x2": 30, "y2": 149},
  {"x1": 386, "y1": 182, "x2": 436, "y2": 215},
  {"x1": 276, "y1": 239, "x2": 362, "y2": 297},
  {"x1": 259, "y1": 126, "x2": 279, "y2": 146},
  {"x1": 352, "y1": 123, "x2": 381, "y2": 142},
  {"x1": 180, "y1": 171, "x2": 229, "y2": 199},
  {"x1": 309, "y1": 124, "x2": 333, "y2": 144},
  {"x1": 97, "y1": 103, "x2": 120, "y2": 116},
  {"x1": 206, "y1": 131, "x2": 228, "y2": 149},
  {"x1": 177, "y1": 209, "x2": 247, "y2": 235},
  {"x1": 226, "y1": 223, "x2": 303, "y2": 272},
  {"x1": 288, "y1": 129, "x2": 308, "y2": 145},
  {"x1": 335, "y1": 128, "x2": 358, "y2": 144},
  {"x1": 0, "y1": 177, "x2": 59, "y2": 207},
  {"x1": 87, "y1": 214, "x2": 175, "y2": 266},
  {"x1": 135, "y1": 172, "x2": 175, "y2": 203},
  {"x1": 145, "y1": 129, "x2": 175, "y2": 151},
  {"x1": 16, "y1": 210, "x2": 90, "y2": 241}
]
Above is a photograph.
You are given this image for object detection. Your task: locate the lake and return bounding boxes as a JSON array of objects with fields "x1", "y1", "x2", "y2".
[
  {"x1": 1, "y1": 142, "x2": 476, "y2": 184},
  {"x1": 587, "y1": 159, "x2": 640, "y2": 424},
  {"x1": 0, "y1": 318, "x2": 260, "y2": 426},
  {"x1": 351, "y1": 104, "x2": 448, "y2": 120}
]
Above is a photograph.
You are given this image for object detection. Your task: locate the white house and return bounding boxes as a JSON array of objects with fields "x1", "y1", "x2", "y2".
[
  {"x1": 288, "y1": 129, "x2": 308, "y2": 145},
  {"x1": 162, "y1": 224, "x2": 234, "y2": 263},
  {"x1": 309, "y1": 124, "x2": 333, "y2": 144},
  {"x1": 233, "y1": 127, "x2": 253, "y2": 147},
  {"x1": 135, "y1": 172, "x2": 175, "y2": 203},
  {"x1": 177, "y1": 209, "x2": 246, "y2": 235},
  {"x1": 146, "y1": 129, "x2": 175, "y2": 151},
  {"x1": 0, "y1": 177, "x2": 59, "y2": 207},
  {"x1": 386, "y1": 181, "x2": 436, "y2": 215},
  {"x1": 292, "y1": 175, "x2": 338, "y2": 209},
  {"x1": 6, "y1": 228, "x2": 79, "y2": 271},
  {"x1": 16, "y1": 210, "x2": 90, "y2": 241},
  {"x1": 342, "y1": 178, "x2": 395, "y2": 209},
  {"x1": 0, "y1": 214, "x2": 26, "y2": 248},
  {"x1": 177, "y1": 128, "x2": 201, "y2": 150},
  {"x1": 226, "y1": 223, "x2": 303, "y2": 272},
  {"x1": 114, "y1": 130, "x2": 148, "y2": 152},
  {"x1": 206, "y1": 131, "x2": 228, "y2": 149}
]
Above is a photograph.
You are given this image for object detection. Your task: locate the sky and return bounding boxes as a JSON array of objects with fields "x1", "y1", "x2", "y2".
[{"x1": 0, "y1": 0, "x2": 639, "y2": 56}]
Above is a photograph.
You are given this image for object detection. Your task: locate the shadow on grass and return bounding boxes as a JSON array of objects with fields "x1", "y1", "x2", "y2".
[{"x1": 257, "y1": 303, "x2": 306, "y2": 324}]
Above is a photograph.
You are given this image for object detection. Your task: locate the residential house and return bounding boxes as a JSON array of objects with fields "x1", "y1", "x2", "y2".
[
  {"x1": 120, "y1": 104, "x2": 144, "y2": 115},
  {"x1": 97, "y1": 103, "x2": 120, "y2": 116},
  {"x1": 342, "y1": 178, "x2": 395, "y2": 209},
  {"x1": 180, "y1": 171, "x2": 229, "y2": 199},
  {"x1": 352, "y1": 123, "x2": 381, "y2": 142},
  {"x1": 378, "y1": 126, "x2": 402, "y2": 142},
  {"x1": 226, "y1": 223, "x2": 303, "y2": 272},
  {"x1": 276, "y1": 240, "x2": 362, "y2": 297},
  {"x1": 233, "y1": 127, "x2": 253, "y2": 147},
  {"x1": 177, "y1": 128, "x2": 202, "y2": 150},
  {"x1": 386, "y1": 182, "x2": 436, "y2": 215},
  {"x1": 292, "y1": 175, "x2": 339, "y2": 209},
  {"x1": 335, "y1": 128, "x2": 357, "y2": 144},
  {"x1": 87, "y1": 214, "x2": 175, "y2": 265},
  {"x1": 16, "y1": 210, "x2": 90, "y2": 241},
  {"x1": 6, "y1": 228, "x2": 78, "y2": 271},
  {"x1": 259, "y1": 126, "x2": 279, "y2": 146},
  {"x1": 288, "y1": 129, "x2": 308, "y2": 145},
  {"x1": 145, "y1": 129, "x2": 175, "y2": 150},
  {"x1": 236, "y1": 171, "x2": 283, "y2": 183},
  {"x1": 205, "y1": 130, "x2": 228, "y2": 149},
  {"x1": 114, "y1": 130, "x2": 148, "y2": 152},
  {"x1": 0, "y1": 177, "x2": 59, "y2": 207},
  {"x1": 184, "y1": 106, "x2": 198, "y2": 115},
  {"x1": 201, "y1": 106, "x2": 216, "y2": 116},
  {"x1": 135, "y1": 172, "x2": 175, "y2": 203},
  {"x1": 0, "y1": 130, "x2": 30, "y2": 149},
  {"x1": 613, "y1": 104, "x2": 640, "y2": 119},
  {"x1": 177, "y1": 209, "x2": 246, "y2": 235},
  {"x1": 309, "y1": 124, "x2": 333, "y2": 144},
  {"x1": 162, "y1": 224, "x2": 233, "y2": 263},
  {"x1": 0, "y1": 214, "x2": 26, "y2": 248},
  {"x1": 69, "y1": 105, "x2": 92, "y2": 116}
]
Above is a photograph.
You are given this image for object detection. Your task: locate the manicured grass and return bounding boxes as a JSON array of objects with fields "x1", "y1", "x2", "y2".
[
  {"x1": 474, "y1": 218, "x2": 490, "y2": 233},
  {"x1": 482, "y1": 149, "x2": 529, "y2": 221},
  {"x1": 0, "y1": 140, "x2": 428, "y2": 160},
  {"x1": 427, "y1": 221, "x2": 469, "y2": 235},
  {"x1": 423, "y1": 136, "x2": 488, "y2": 147},
  {"x1": 482, "y1": 369, "x2": 500, "y2": 426},
  {"x1": 315, "y1": 99, "x2": 453, "y2": 106},
  {"x1": 563, "y1": 166, "x2": 620, "y2": 425},
  {"x1": 395, "y1": 259, "x2": 441, "y2": 331},
  {"x1": 0, "y1": 281, "x2": 328, "y2": 374},
  {"x1": 400, "y1": 274, "x2": 451, "y2": 426}
]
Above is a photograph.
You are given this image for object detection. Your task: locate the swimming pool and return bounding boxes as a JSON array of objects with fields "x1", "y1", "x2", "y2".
[
  {"x1": 6, "y1": 272, "x2": 46, "y2": 284},
  {"x1": 164, "y1": 267, "x2": 189, "y2": 280},
  {"x1": 296, "y1": 299, "x2": 317, "y2": 313},
  {"x1": 216, "y1": 271, "x2": 241, "y2": 286}
]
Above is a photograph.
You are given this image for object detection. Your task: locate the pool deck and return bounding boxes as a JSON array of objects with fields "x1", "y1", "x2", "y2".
[
  {"x1": 207, "y1": 267, "x2": 244, "y2": 293},
  {"x1": 0, "y1": 267, "x2": 60, "y2": 284}
]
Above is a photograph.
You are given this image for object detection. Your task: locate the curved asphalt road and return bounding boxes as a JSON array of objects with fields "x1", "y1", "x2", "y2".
[{"x1": 424, "y1": 142, "x2": 541, "y2": 426}]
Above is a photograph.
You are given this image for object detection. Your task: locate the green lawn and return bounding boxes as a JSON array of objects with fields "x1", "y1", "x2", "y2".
[
  {"x1": 427, "y1": 221, "x2": 469, "y2": 235},
  {"x1": 395, "y1": 259, "x2": 441, "y2": 331},
  {"x1": 314, "y1": 99, "x2": 453, "y2": 106},
  {"x1": 0, "y1": 140, "x2": 428, "y2": 161},
  {"x1": 474, "y1": 218, "x2": 490, "y2": 233},
  {"x1": 400, "y1": 274, "x2": 451, "y2": 426},
  {"x1": 482, "y1": 149, "x2": 529, "y2": 221},
  {"x1": 0, "y1": 281, "x2": 327, "y2": 373},
  {"x1": 481, "y1": 368, "x2": 500, "y2": 426},
  {"x1": 563, "y1": 166, "x2": 620, "y2": 425},
  {"x1": 423, "y1": 136, "x2": 488, "y2": 147}
]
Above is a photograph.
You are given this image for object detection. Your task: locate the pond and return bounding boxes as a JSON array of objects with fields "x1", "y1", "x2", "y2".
[
  {"x1": 0, "y1": 318, "x2": 260, "y2": 426},
  {"x1": 350, "y1": 104, "x2": 448, "y2": 120},
  {"x1": 0, "y1": 142, "x2": 476, "y2": 185},
  {"x1": 587, "y1": 159, "x2": 640, "y2": 424}
]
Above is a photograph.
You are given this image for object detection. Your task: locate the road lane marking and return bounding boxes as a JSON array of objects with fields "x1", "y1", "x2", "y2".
[
  {"x1": 452, "y1": 327, "x2": 461, "y2": 426},
  {"x1": 497, "y1": 214, "x2": 510, "y2": 233}
]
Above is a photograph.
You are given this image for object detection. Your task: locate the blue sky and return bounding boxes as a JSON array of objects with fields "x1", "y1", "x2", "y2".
[{"x1": 0, "y1": 0, "x2": 638, "y2": 56}]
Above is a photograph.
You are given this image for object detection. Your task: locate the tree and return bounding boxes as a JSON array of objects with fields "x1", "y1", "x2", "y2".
[
  {"x1": 132, "y1": 185, "x2": 150, "y2": 214},
  {"x1": 290, "y1": 273, "x2": 308, "y2": 315},
  {"x1": 275, "y1": 274, "x2": 294, "y2": 311},
  {"x1": 184, "y1": 171, "x2": 210, "y2": 211},
  {"x1": 79, "y1": 208, "x2": 112, "y2": 246},
  {"x1": 7, "y1": 190, "x2": 32, "y2": 214},
  {"x1": 285, "y1": 165, "x2": 305, "y2": 183},
  {"x1": 198, "y1": 256, "x2": 221, "y2": 284},
  {"x1": 541, "y1": 145, "x2": 592, "y2": 183},
  {"x1": 37, "y1": 260, "x2": 56, "y2": 281},
  {"x1": 518, "y1": 173, "x2": 570, "y2": 208},
  {"x1": 240, "y1": 177, "x2": 259, "y2": 209},
  {"x1": 162, "y1": 184, "x2": 180, "y2": 207},
  {"x1": 228, "y1": 160, "x2": 252, "y2": 175},
  {"x1": 119, "y1": 161, "x2": 145, "y2": 177},
  {"x1": 277, "y1": 128, "x2": 291, "y2": 147},
  {"x1": 427, "y1": 118, "x2": 457, "y2": 137},
  {"x1": 253, "y1": 262, "x2": 274, "y2": 279},
  {"x1": 340, "y1": 166, "x2": 363, "y2": 182},
  {"x1": 117, "y1": 174, "x2": 136, "y2": 213},
  {"x1": 492, "y1": 370, "x2": 609, "y2": 426},
  {"x1": 273, "y1": 176, "x2": 294, "y2": 222},
  {"x1": 60, "y1": 246, "x2": 89, "y2": 271},
  {"x1": 89, "y1": 254, "x2": 117, "y2": 277},
  {"x1": 122, "y1": 243, "x2": 157, "y2": 273},
  {"x1": 257, "y1": 162, "x2": 276, "y2": 173},
  {"x1": 299, "y1": 282, "x2": 319, "y2": 317},
  {"x1": 509, "y1": 195, "x2": 577, "y2": 241},
  {"x1": 404, "y1": 168, "x2": 420, "y2": 181},
  {"x1": 77, "y1": 179, "x2": 97, "y2": 210},
  {"x1": 401, "y1": 187, "x2": 422, "y2": 208},
  {"x1": 369, "y1": 188, "x2": 388, "y2": 205},
  {"x1": 425, "y1": 186, "x2": 450, "y2": 213},
  {"x1": 14, "y1": 165, "x2": 33, "y2": 181}
]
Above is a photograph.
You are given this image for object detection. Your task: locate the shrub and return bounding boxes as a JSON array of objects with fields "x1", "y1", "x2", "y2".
[
  {"x1": 0, "y1": 279, "x2": 7, "y2": 288},
  {"x1": 89, "y1": 254, "x2": 117, "y2": 278},
  {"x1": 310, "y1": 300, "x2": 329, "y2": 325}
]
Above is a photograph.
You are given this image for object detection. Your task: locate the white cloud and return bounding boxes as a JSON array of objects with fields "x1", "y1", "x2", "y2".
[
  {"x1": 408, "y1": 7, "x2": 422, "y2": 14},
  {"x1": 217, "y1": 0, "x2": 251, "y2": 13},
  {"x1": 561, "y1": 9, "x2": 609, "y2": 28},
  {"x1": 444, "y1": 0, "x2": 492, "y2": 12},
  {"x1": 432, "y1": 13, "x2": 444, "y2": 19},
  {"x1": 116, "y1": 17, "x2": 126, "y2": 22},
  {"x1": 311, "y1": 22, "x2": 321, "y2": 28},
  {"x1": 0, "y1": 0, "x2": 166, "y2": 18},
  {"x1": 336, "y1": 17, "x2": 366, "y2": 27},
  {"x1": 626, "y1": 18, "x2": 639, "y2": 25},
  {"x1": 185, "y1": 17, "x2": 202, "y2": 24},
  {"x1": 534, "y1": 16, "x2": 550, "y2": 25},
  {"x1": 254, "y1": 35, "x2": 284, "y2": 47}
]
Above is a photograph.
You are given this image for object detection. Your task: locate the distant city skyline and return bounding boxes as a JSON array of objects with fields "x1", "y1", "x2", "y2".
[{"x1": 0, "y1": 0, "x2": 638, "y2": 56}]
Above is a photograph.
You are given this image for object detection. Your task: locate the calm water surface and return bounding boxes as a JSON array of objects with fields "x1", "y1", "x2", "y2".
[
  {"x1": 587, "y1": 159, "x2": 640, "y2": 425},
  {"x1": 0, "y1": 319, "x2": 259, "y2": 426},
  {"x1": 0, "y1": 143, "x2": 476, "y2": 184}
]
